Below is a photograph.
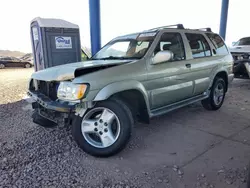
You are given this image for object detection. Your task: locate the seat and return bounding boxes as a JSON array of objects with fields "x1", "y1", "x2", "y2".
[
  {"x1": 164, "y1": 43, "x2": 184, "y2": 61},
  {"x1": 189, "y1": 40, "x2": 200, "y2": 50},
  {"x1": 162, "y1": 44, "x2": 171, "y2": 51}
]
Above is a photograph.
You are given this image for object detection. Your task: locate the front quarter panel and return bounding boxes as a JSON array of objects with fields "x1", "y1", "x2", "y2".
[
  {"x1": 93, "y1": 80, "x2": 151, "y2": 115},
  {"x1": 72, "y1": 59, "x2": 149, "y2": 108}
]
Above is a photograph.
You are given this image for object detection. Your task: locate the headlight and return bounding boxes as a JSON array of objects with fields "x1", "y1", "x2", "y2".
[{"x1": 57, "y1": 81, "x2": 88, "y2": 101}]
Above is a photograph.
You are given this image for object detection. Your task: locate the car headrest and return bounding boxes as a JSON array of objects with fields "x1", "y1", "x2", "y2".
[
  {"x1": 162, "y1": 44, "x2": 171, "y2": 51},
  {"x1": 189, "y1": 40, "x2": 200, "y2": 49}
]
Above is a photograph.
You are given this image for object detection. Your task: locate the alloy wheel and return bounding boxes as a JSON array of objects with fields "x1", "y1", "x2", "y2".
[
  {"x1": 213, "y1": 82, "x2": 224, "y2": 106},
  {"x1": 81, "y1": 107, "x2": 121, "y2": 148}
]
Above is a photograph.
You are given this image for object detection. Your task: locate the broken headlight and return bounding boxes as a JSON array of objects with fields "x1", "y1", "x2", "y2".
[{"x1": 57, "y1": 81, "x2": 88, "y2": 101}]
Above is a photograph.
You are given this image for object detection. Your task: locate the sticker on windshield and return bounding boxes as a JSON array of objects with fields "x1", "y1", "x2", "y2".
[
  {"x1": 138, "y1": 32, "x2": 157, "y2": 38},
  {"x1": 55, "y1": 36, "x2": 72, "y2": 49}
]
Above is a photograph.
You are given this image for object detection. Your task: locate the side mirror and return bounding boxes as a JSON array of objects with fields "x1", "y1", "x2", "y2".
[
  {"x1": 152, "y1": 50, "x2": 173, "y2": 65},
  {"x1": 232, "y1": 42, "x2": 236, "y2": 46}
]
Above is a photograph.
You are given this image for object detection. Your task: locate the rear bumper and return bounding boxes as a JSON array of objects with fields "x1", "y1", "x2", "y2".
[{"x1": 27, "y1": 91, "x2": 75, "y2": 113}]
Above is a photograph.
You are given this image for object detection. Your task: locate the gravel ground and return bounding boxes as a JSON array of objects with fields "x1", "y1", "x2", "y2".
[
  {"x1": 0, "y1": 68, "x2": 33, "y2": 104},
  {"x1": 0, "y1": 68, "x2": 250, "y2": 188}
]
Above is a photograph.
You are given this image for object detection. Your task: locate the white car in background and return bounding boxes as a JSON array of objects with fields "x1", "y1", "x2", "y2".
[
  {"x1": 20, "y1": 54, "x2": 34, "y2": 66},
  {"x1": 230, "y1": 37, "x2": 250, "y2": 79}
]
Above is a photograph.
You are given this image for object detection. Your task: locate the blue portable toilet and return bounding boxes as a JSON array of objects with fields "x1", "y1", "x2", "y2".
[{"x1": 30, "y1": 17, "x2": 82, "y2": 71}]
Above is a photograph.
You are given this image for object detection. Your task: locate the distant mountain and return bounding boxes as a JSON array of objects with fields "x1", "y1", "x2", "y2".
[{"x1": 0, "y1": 50, "x2": 26, "y2": 58}]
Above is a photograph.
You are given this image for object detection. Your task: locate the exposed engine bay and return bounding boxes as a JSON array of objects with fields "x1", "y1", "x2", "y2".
[{"x1": 232, "y1": 53, "x2": 250, "y2": 79}]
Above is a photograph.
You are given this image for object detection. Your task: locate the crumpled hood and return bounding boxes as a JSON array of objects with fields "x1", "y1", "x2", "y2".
[
  {"x1": 31, "y1": 59, "x2": 131, "y2": 81},
  {"x1": 230, "y1": 45, "x2": 250, "y2": 53}
]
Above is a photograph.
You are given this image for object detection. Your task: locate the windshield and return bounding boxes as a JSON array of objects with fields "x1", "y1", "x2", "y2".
[
  {"x1": 92, "y1": 33, "x2": 155, "y2": 60},
  {"x1": 234, "y1": 37, "x2": 250, "y2": 46}
]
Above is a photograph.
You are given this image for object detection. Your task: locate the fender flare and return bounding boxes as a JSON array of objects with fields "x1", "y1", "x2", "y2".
[
  {"x1": 94, "y1": 80, "x2": 150, "y2": 113},
  {"x1": 208, "y1": 66, "x2": 229, "y2": 89}
]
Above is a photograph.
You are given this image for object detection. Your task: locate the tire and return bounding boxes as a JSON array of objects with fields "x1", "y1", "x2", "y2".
[
  {"x1": 72, "y1": 99, "x2": 134, "y2": 157},
  {"x1": 0, "y1": 64, "x2": 5, "y2": 69},
  {"x1": 24, "y1": 63, "x2": 31, "y2": 68},
  {"x1": 201, "y1": 77, "x2": 226, "y2": 111}
]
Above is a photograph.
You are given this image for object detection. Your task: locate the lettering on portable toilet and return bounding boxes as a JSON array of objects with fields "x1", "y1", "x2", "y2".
[
  {"x1": 55, "y1": 36, "x2": 72, "y2": 49},
  {"x1": 32, "y1": 27, "x2": 39, "y2": 41}
]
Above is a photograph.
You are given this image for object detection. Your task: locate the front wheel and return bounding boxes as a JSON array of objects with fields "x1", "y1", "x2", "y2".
[
  {"x1": 72, "y1": 99, "x2": 133, "y2": 157},
  {"x1": 202, "y1": 77, "x2": 226, "y2": 111},
  {"x1": 0, "y1": 63, "x2": 5, "y2": 69}
]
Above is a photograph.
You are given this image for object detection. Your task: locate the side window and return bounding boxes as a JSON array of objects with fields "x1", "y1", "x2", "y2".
[
  {"x1": 154, "y1": 32, "x2": 185, "y2": 61},
  {"x1": 135, "y1": 41, "x2": 150, "y2": 53},
  {"x1": 4, "y1": 57, "x2": 11, "y2": 61},
  {"x1": 206, "y1": 33, "x2": 228, "y2": 55},
  {"x1": 185, "y1": 33, "x2": 211, "y2": 58}
]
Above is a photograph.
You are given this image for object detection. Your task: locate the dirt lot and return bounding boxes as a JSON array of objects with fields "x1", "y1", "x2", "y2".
[{"x1": 1, "y1": 68, "x2": 250, "y2": 188}]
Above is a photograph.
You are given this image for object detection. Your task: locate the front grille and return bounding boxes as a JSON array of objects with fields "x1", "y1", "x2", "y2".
[
  {"x1": 37, "y1": 81, "x2": 58, "y2": 101},
  {"x1": 231, "y1": 52, "x2": 250, "y2": 61},
  {"x1": 232, "y1": 53, "x2": 243, "y2": 61}
]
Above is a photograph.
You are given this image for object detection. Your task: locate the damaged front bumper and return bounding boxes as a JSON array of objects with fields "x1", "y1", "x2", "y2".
[
  {"x1": 233, "y1": 60, "x2": 250, "y2": 79},
  {"x1": 27, "y1": 91, "x2": 75, "y2": 113},
  {"x1": 27, "y1": 90, "x2": 94, "y2": 127}
]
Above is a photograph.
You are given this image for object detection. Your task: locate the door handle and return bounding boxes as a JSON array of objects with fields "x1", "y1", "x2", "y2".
[{"x1": 185, "y1": 63, "x2": 191, "y2": 68}]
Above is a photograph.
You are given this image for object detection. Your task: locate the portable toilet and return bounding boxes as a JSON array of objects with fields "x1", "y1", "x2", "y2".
[{"x1": 30, "y1": 17, "x2": 82, "y2": 71}]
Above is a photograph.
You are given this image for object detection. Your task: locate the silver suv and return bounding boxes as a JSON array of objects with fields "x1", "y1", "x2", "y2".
[
  {"x1": 28, "y1": 24, "x2": 234, "y2": 157},
  {"x1": 230, "y1": 37, "x2": 250, "y2": 79}
]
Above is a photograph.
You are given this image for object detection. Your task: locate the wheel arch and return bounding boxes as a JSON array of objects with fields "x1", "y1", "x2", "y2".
[
  {"x1": 94, "y1": 80, "x2": 150, "y2": 123},
  {"x1": 214, "y1": 71, "x2": 228, "y2": 92},
  {"x1": 25, "y1": 62, "x2": 32, "y2": 67},
  {"x1": 209, "y1": 67, "x2": 229, "y2": 92}
]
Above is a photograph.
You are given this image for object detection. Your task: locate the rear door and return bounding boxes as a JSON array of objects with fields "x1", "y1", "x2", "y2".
[
  {"x1": 11, "y1": 57, "x2": 23, "y2": 67},
  {"x1": 184, "y1": 33, "x2": 215, "y2": 96}
]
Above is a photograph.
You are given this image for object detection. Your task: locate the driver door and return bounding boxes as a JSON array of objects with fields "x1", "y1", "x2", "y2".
[
  {"x1": 145, "y1": 31, "x2": 194, "y2": 109},
  {"x1": 3, "y1": 57, "x2": 13, "y2": 67}
]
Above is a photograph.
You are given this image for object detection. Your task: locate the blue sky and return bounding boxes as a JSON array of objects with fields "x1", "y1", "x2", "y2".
[{"x1": 0, "y1": 0, "x2": 248, "y2": 52}]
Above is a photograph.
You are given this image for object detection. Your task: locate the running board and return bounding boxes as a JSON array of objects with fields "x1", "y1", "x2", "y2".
[{"x1": 150, "y1": 94, "x2": 209, "y2": 118}]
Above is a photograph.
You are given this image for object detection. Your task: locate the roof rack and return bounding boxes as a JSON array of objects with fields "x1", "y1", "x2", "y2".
[
  {"x1": 195, "y1": 27, "x2": 212, "y2": 32},
  {"x1": 147, "y1": 24, "x2": 185, "y2": 31}
]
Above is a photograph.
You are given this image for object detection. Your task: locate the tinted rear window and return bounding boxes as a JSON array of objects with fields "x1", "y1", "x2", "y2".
[
  {"x1": 206, "y1": 33, "x2": 228, "y2": 55},
  {"x1": 185, "y1": 33, "x2": 211, "y2": 58}
]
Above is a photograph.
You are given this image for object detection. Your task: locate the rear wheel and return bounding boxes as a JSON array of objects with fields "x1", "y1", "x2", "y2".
[
  {"x1": 202, "y1": 77, "x2": 226, "y2": 110},
  {"x1": 72, "y1": 99, "x2": 133, "y2": 157},
  {"x1": 25, "y1": 63, "x2": 31, "y2": 68},
  {"x1": 0, "y1": 64, "x2": 5, "y2": 69}
]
